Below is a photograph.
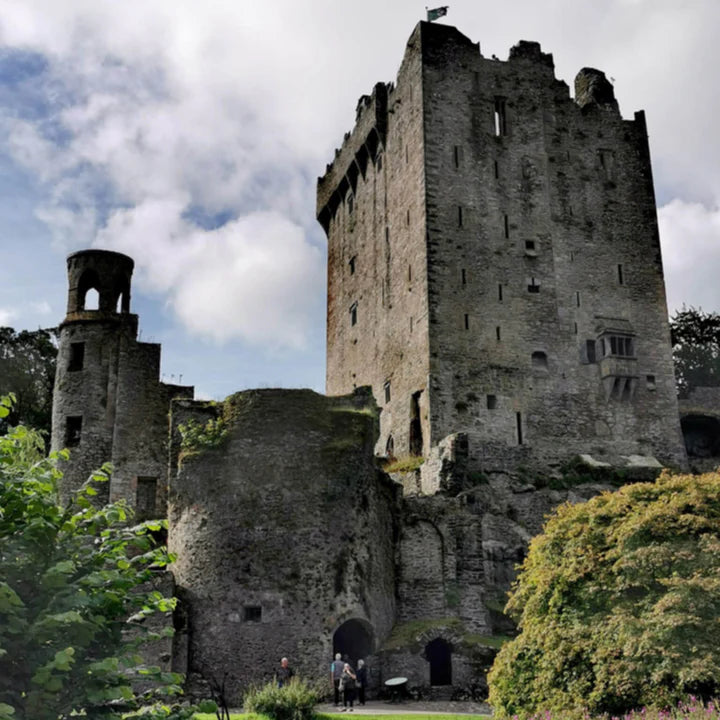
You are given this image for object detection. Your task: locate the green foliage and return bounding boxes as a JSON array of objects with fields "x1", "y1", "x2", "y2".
[
  {"x1": 382, "y1": 618, "x2": 462, "y2": 651},
  {"x1": 488, "y1": 470, "x2": 720, "y2": 719},
  {"x1": 0, "y1": 327, "x2": 57, "y2": 437},
  {"x1": 383, "y1": 455, "x2": 424, "y2": 473},
  {"x1": 0, "y1": 401, "x2": 189, "y2": 719},
  {"x1": 670, "y1": 307, "x2": 720, "y2": 396},
  {"x1": 178, "y1": 417, "x2": 228, "y2": 458},
  {"x1": 243, "y1": 677, "x2": 322, "y2": 720}
]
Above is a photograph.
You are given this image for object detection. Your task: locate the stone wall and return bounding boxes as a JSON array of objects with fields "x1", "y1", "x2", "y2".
[
  {"x1": 320, "y1": 21, "x2": 687, "y2": 474},
  {"x1": 167, "y1": 388, "x2": 398, "y2": 704}
]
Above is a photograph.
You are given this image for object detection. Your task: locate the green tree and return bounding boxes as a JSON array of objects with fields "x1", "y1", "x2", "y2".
[
  {"x1": 0, "y1": 327, "x2": 57, "y2": 436},
  {"x1": 488, "y1": 470, "x2": 720, "y2": 718},
  {"x1": 0, "y1": 395, "x2": 191, "y2": 720},
  {"x1": 670, "y1": 308, "x2": 720, "y2": 396}
]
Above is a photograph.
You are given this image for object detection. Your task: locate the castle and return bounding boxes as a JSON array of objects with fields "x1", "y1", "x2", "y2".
[{"x1": 50, "y1": 21, "x2": 703, "y2": 705}]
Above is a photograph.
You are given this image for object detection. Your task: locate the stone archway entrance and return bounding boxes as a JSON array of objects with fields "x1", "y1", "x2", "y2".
[
  {"x1": 333, "y1": 618, "x2": 374, "y2": 667},
  {"x1": 425, "y1": 637, "x2": 452, "y2": 686},
  {"x1": 681, "y1": 414, "x2": 720, "y2": 458}
]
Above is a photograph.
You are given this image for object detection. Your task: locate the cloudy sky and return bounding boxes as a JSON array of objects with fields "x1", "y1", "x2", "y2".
[{"x1": 0, "y1": 0, "x2": 718, "y2": 399}]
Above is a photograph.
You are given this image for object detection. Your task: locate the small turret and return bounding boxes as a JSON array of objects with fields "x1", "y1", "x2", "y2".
[{"x1": 65, "y1": 249, "x2": 134, "y2": 318}]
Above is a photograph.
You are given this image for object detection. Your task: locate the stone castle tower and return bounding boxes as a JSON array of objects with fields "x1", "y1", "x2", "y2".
[
  {"x1": 51, "y1": 249, "x2": 193, "y2": 513},
  {"x1": 318, "y1": 21, "x2": 687, "y2": 473}
]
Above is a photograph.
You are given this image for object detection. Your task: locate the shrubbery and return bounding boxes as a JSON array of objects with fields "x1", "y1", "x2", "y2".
[
  {"x1": 243, "y1": 677, "x2": 321, "y2": 720},
  {"x1": 488, "y1": 470, "x2": 720, "y2": 719}
]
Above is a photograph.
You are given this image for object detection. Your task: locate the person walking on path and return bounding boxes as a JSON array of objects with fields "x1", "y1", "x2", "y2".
[
  {"x1": 277, "y1": 657, "x2": 294, "y2": 688},
  {"x1": 341, "y1": 663, "x2": 357, "y2": 711},
  {"x1": 356, "y1": 659, "x2": 367, "y2": 705},
  {"x1": 331, "y1": 653, "x2": 344, "y2": 706}
]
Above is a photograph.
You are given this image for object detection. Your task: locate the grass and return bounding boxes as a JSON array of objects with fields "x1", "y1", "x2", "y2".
[
  {"x1": 195, "y1": 715, "x2": 491, "y2": 720},
  {"x1": 383, "y1": 455, "x2": 425, "y2": 473}
]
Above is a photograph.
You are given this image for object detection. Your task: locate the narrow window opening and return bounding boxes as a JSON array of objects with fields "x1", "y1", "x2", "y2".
[
  {"x1": 376, "y1": 154, "x2": 383, "y2": 171},
  {"x1": 65, "y1": 416, "x2": 82, "y2": 448},
  {"x1": 464, "y1": 314, "x2": 469, "y2": 330},
  {"x1": 453, "y1": 145, "x2": 461, "y2": 168},
  {"x1": 409, "y1": 316, "x2": 414, "y2": 332},
  {"x1": 646, "y1": 374, "x2": 656, "y2": 391},
  {"x1": 244, "y1": 606, "x2": 262, "y2": 622},
  {"x1": 384, "y1": 381, "x2": 391, "y2": 403},
  {"x1": 461, "y1": 268, "x2": 467, "y2": 285},
  {"x1": 494, "y1": 160, "x2": 499, "y2": 179},
  {"x1": 408, "y1": 265, "x2": 412, "y2": 282},
  {"x1": 458, "y1": 206, "x2": 463, "y2": 227},
  {"x1": 84, "y1": 288, "x2": 99, "y2": 311},
  {"x1": 576, "y1": 291, "x2": 581, "y2": 307},
  {"x1": 494, "y1": 97, "x2": 507, "y2": 136},
  {"x1": 405, "y1": 144, "x2": 409, "y2": 164},
  {"x1": 496, "y1": 326, "x2": 501, "y2": 341},
  {"x1": 586, "y1": 340, "x2": 597, "y2": 363},
  {"x1": 487, "y1": 394, "x2": 497, "y2": 410},
  {"x1": 528, "y1": 278, "x2": 540, "y2": 293},
  {"x1": 525, "y1": 240, "x2": 535, "y2": 251},
  {"x1": 68, "y1": 342, "x2": 85, "y2": 372},
  {"x1": 385, "y1": 227, "x2": 389, "y2": 243},
  {"x1": 349, "y1": 256, "x2": 356, "y2": 275},
  {"x1": 350, "y1": 302, "x2": 358, "y2": 326},
  {"x1": 570, "y1": 251, "x2": 574, "y2": 262},
  {"x1": 532, "y1": 351, "x2": 548, "y2": 369},
  {"x1": 406, "y1": 209, "x2": 410, "y2": 226},
  {"x1": 617, "y1": 264, "x2": 624, "y2": 285},
  {"x1": 516, "y1": 412, "x2": 523, "y2": 445},
  {"x1": 504, "y1": 214, "x2": 509, "y2": 238},
  {"x1": 574, "y1": 322, "x2": 578, "y2": 334},
  {"x1": 409, "y1": 391, "x2": 423, "y2": 456},
  {"x1": 136, "y1": 477, "x2": 158, "y2": 517},
  {"x1": 498, "y1": 284, "x2": 503, "y2": 302}
]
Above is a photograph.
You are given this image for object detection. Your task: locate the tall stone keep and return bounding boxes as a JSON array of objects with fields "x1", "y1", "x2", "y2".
[
  {"x1": 318, "y1": 22, "x2": 687, "y2": 473},
  {"x1": 51, "y1": 249, "x2": 193, "y2": 513}
]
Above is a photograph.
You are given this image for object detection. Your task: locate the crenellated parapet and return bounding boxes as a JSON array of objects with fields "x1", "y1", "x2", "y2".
[{"x1": 316, "y1": 81, "x2": 390, "y2": 233}]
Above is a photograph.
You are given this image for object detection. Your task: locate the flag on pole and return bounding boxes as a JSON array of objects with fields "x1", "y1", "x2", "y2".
[{"x1": 427, "y1": 6, "x2": 449, "y2": 22}]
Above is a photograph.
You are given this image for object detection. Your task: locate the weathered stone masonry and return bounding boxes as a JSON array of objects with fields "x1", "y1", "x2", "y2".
[{"x1": 319, "y1": 22, "x2": 687, "y2": 472}]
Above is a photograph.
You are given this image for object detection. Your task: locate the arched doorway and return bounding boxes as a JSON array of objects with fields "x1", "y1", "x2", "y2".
[
  {"x1": 425, "y1": 637, "x2": 452, "y2": 686},
  {"x1": 333, "y1": 618, "x2": 374, "y2": 667},
  {"x1": 681, "y1": 414, "x2": 720, "y2": 458}
]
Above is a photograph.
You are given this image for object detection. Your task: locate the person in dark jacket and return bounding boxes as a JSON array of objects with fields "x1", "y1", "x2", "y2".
[
  {"x1": 356, "y1": 659, "x2": 367, "y2": 705},
  {"x1": 277, "y1": 657, "x2": 294, "y2": 688},
  {"x1": 341, "y1": 663, "x2": 357, "y2": 711}
]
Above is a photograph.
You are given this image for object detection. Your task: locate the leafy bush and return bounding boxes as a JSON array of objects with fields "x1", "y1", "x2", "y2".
[
  {"x1": 0, "y1": 397, "x2": 192, "y2": 719},
  {"x1": 244, "y1": 677, "x2": 321, "y2": 720},
  {"x1": 488, "y1": 470, "x2": 720, "y2": 719}
]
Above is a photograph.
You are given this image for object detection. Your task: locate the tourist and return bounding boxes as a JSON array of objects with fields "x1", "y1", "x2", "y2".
[
  {"x1": 356, "y1": 659, "x2": 367, "y2": 705},
  {"x1": 341, "y1": 663, "x2": 357, "y2": 712},
  {"x1": 277, "y1": 657, "x2": 294, "y2": 688},
  {"x1": 331, "y1": 653, "x2": 344, "y2": 706}
]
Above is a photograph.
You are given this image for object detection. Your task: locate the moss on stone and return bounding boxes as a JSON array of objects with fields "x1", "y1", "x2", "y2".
[
  {"x1": 382, "y1": 617, "x2": 462, "y2": 651},
  {"x1": 384, "y1": 455, "x2": 425, "y2": 473}
]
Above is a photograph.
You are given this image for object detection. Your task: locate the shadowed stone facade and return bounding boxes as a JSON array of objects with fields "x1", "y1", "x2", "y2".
[{"x1": 319, "y1": 21, "x2": 687, "y2": 472}]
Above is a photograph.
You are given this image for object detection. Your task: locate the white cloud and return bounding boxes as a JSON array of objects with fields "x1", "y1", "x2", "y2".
[
  {"x1": 0, "y1": 307, "x2": 16, "y2": 325},
  {"x1": 659, "y1": 199, "x2": 720, "y2": 314}
]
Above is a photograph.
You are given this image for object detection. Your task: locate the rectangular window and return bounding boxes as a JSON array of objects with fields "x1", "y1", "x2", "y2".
[
  {"x1": 244, "y1": 606, "x2": 262, "y2": 622},
  {"x1": 453, "y1": 145, "x2": 461, "y2": 168},
  {"x1": 487, "y1": 394, "x2": 497, "y2": 410},
  {"x1": 576, "y1": 291, "x2": 581, "y2": 307},
  {"x1": 604, "y1": 335, "x2": 634, "y2": 357},
  {"x1": 461, "y1": 268, "x2": 466, "y2": 285},
  {"x1": 586, "y1": 340, "x2": 597, "y2": 363},
  {"x1": 349, "y1": 256, "x2": 356, "y2": 275},
  {"x1": 525, "y1": 240, "x2": 535, "y2": 251},
  {"x1": 458, "y1": 206, "x2": 463, "y2": 227},
  {"x1": 498, "y1": 283, "x2": 503, "y2": 301},
  {"x1": 385, "y1": 227, "x2": 389, "y2": 242},
  {"x1": 646, "y1": 374, "x2": 656, "y2": 391},
  {"x1": 68, "y1": 342, "x2": 85, "y2": 372},
  {"x1": 408, "y1": 265, "x2": 412, "y2": 282},
  {"x1": 409, "y1": 316, "x2": 413, "y2": 332},
  {"x1": 464, "y1": 313, "x2": 469, "y2": 330},
  {"x1": 617, "y1": 264, "x2": 624, "y2": 285},
  {"x1": 494, "y1": 160, "x2": 499, "y2": 179},
  {"x1": 504, "y1": 214, "x2": 509, "y2": 238},
  {"x1": 350, "y1": 303, "x2": 358, "y2": 326},
  {"x1": 496, "y1": 326, "x2": 501, "y2": 341},
  {"x1": 516, "y1": 412, "x2": 523, "y2": 445},
  {"x1": 528, "y1": 278, "x2": 540, "y2": 293},
  {"x1": 406, "y1": 209, "x2": 410, "y2": 226},
  {"x1": 65, "y1": 416, "x2": 82, "y2": 448},
  {"x1": 136, "y1": 476, "x2": 158, "y2": 516},
  {"x1": 384, "y1": 381, "x2": 391, "y2": 403},
  {"x1": 494, "y1": 97, "x2": 507, "y2": 136}
]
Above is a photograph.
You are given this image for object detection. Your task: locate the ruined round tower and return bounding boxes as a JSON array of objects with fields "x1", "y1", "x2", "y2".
[
  {"x1": 51, "y1": 249, "x2": 193, "y2": 511},
  {"x1": 51, "y1": 250, "x2": 138, "y2": 505}
]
